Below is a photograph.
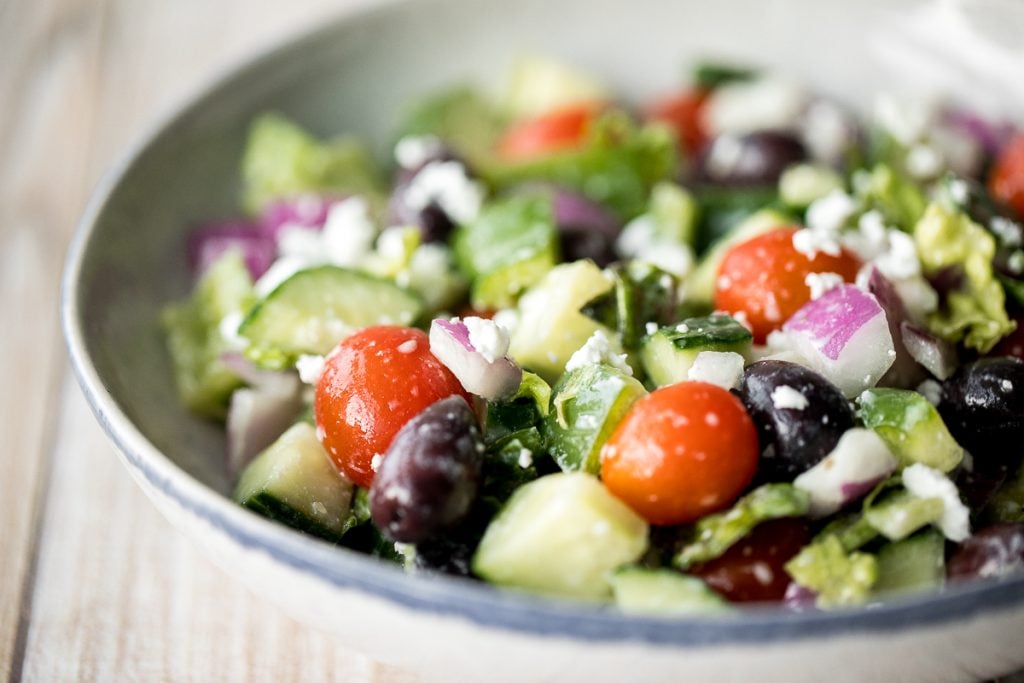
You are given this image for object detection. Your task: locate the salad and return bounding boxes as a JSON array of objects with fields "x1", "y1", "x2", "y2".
[{"x1": 163, "y1": 56, "x2": 1024, "y2": 612}]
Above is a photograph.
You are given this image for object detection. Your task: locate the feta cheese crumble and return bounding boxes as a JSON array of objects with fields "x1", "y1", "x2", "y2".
[
  {"x1": 463, "y1": 316, "x2": 510, "y2": 363},
  {"x1": 686, "y1": 351, "x2": 745, "y2": 390},
  {"x1": 771, "y1": 384, "x2": 809, "y2": 410},
  {"x1": 295, "y1": 354, "x2": 326, "y2": 385},
  {"x1": 565, "y1": 330, "x2": 633, "y2": 376},
  {"x1": 704, "y1": 78, "x2": 808, "y2": 134},
  {"x1": 804, "y1": 271, "x2": 844, "y2": 300},
  {"x1": 394, "y1": 134, "x2": 443, "y2": 169},
  {"x1": 403, "y1": 160, "x2": 484, "y2": 224},
  {"x1": 806, "y1": 190, "x2": 857, "y2": 235},
  {"x1": 615, "y1": 215, "x2": 693, "y2": 278},
  {"x1": 902, "y1": 464, "x2": 971, "y2": 542}
]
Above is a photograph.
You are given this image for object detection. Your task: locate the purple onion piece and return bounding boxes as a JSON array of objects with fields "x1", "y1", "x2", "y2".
[
  {"x1": 186, "y1": 220, "x2": 276, "y2": 280},
  {"x1": 839, "y1": 479, "x2": 883, "y2": 503},
  {"x1": 260, "y1": 195, "x2": 338, "y2": 242},
  {"x1": 868, "y1": 268, "x2": 927, "y2": 389},
  {"x1": 900, "y1": 322, "x2": 959, "y2": 381},
  {"x1": 429, "y1": 319, "x2": 522, "y2": 400},
  {"x1": 945, "y1": 109, "x2": 1017, "y2": 157},
  {"x1": 783, "y1": 582, "x2": 818, "y2": 611}
]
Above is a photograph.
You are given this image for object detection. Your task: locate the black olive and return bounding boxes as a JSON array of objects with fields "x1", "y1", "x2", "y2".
[
  {"x1": 939, "y1": 357, "x2": 1024, "y2": 462},
  {"x1": 947, "y1": 523, "x2": 1024, "y2": 582},
  {"x1": 696, "y1": 131, "x2": 807, "y2": 187}
]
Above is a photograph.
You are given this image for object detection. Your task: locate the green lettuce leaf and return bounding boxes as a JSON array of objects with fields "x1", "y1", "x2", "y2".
[
  {"x1": 852, "y1": 163, "x2": 926, "y2": 231},
  {"x1": 913, "y1": 202, "x2": 1016, "y2": 353},
  {"x1": 241, "y1": 113, "x2": 382, "y2": 213},
  {"x1": 394, "y1": 86, "x2": 508, "y2": 169},
  {"x1": 784, "y1": 535, "x2": 878, "y2": 608}
]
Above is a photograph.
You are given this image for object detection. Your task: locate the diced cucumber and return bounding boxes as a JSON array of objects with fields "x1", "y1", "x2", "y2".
[
  {"x1": 394, "y1": 86, "x2": 507, "y2": 169},
  {"x1": 779, "y1": 163, "x2": 844, "y2": 208},
  {"x1": 784, "y1": 535, "x2": 878, "y2": 608},
  {"x1": 504, "y1": 55, "x2": 609, "y2": 118},
  {"x1": 508, "y1": 260, "x2": 615, "y2": 382},
  {"x1": 640, "y1": 315, "x2": 752, "y2": 387},
  {"x1": 674, "y1": 484, "x2": 810, "y2": 569},
  {"x1": 864, "y1": 491, "x2": 944, "y2": 541},
  {"x1": 453, "y1": 195, "x2": 559, "y2": 309},
  {"x1": 581, "y1": 261, "x2": 679, "y2": 352},
  {"x1": 649, "y1": 181, "x2": 699, "y2": 247},
  {"x1": 161, "y1": 250, "x2": 254, "y2": 419},
  {"x1": 873, "y1": 530, "x2": 946, "y2": 597},
  {"x1": 686, "y1": 208, "x2": 790, "y2": 303},
  {"x1": 544, "y1": 364, "x2": 647, "y2": 474},
  {"x1": 472, "y1": 473, "x2": 648, "y2": 600},
  {"x1": 234, "y1": 423, "x2": 354, "y2": 541},
  {"x1": 857, "y1": 388, "x2": 964, "y2": 473},
  {"x1": 239, "y1": 266, "x2": 423, "y2": 366},
  {"x1": 610, "y1": 567, "x2": 730, "y2": 615},
  {"x1": 485, "y1": 371, "x2": 552, "y2": 444}
]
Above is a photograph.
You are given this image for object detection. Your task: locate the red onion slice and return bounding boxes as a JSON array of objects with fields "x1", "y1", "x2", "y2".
[{"x1": 429, "y1": 318, "x2": 522, "y2": 400}]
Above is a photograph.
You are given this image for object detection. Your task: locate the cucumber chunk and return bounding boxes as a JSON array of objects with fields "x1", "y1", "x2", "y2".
[
  {"x1": 472, "y1": 473, "x2": 648, "y2": 599},
  {"x1": 864, "y1": 491, "x2": 944, "y2": 541},
  {"x1": 544, "y1": 364, "x2": 647, "y2": 474},
  {"x1": 504, "y1": 55, "x2": 609, "y2": 118},
  {"x1": 641, "y1": 314, "x2": 752, "y2": 387},
  {"x1": 857, "y1": 388, "x2": 964, "y2": 473},
  {"x1": 239, "y1": 266, "x2": 423, "y2": 365},
  {"x1": 234, "y1": 422, "x2": 354, "y2": 541},
  {"x1": 873, "y1": 530, "x2": 946, "y2": 597},
  {"x1": 611, "y1": 567, "x2": 729, "y2": 615},
  {"x1": 508, "y1": 260, "x2": 615, "y2": 382}
]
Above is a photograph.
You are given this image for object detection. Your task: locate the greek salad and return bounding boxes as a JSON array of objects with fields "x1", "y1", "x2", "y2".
[{"x1": 163, "y1": 56, "x2": 1024, "y2": 611}]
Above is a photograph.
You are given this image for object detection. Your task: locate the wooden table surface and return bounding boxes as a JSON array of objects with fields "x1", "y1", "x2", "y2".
[{"x1": 1, "y1": 1, "x2": 414, "y2": 680}]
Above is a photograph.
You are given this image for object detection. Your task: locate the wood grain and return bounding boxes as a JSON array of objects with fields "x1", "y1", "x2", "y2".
[{"x1": 0, "y1": 0, "x2": 417, "y2": 680}]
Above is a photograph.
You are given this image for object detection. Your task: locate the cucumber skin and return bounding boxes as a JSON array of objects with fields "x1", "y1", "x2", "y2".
[
  {"x1": 611, "y1": 567, "x2": 729, "y2": 615},
  {"x1": 857, "y1": 388, "x2": 963, "y2": 473},
  {"x1": 872, "y1": 530, "x2": 946, "y2": 597},
  {"x1": 640, "y1": 315, "x2": 752, "y2": 387},
  {"x1": 543, "y1": 364, "x2": 647, "y2": 474}
]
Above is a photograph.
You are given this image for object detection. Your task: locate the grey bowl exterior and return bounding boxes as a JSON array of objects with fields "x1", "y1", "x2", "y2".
[{"x1": 63, "y1": 0, "x2": 1024, "y2": 680}]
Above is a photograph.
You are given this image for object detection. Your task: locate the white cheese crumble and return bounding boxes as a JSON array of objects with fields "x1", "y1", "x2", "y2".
[
  {"x1": 645, "y1": 321, "x2": 660, "y2": 336},
  {"x1": 771, "y1": 384, "x2": 809, "y2": 410},
  {"x1": 686, "y1": 351, "x2": 745, "y2": 390},
  {"x1": 463, "y1": 316, "x2": 509, "y2": 363},
  {"x1": 403, "y1": 160, "x2": 484, "y2": 224},
  {"x1": 902, "y1": 464, "x2": 971, "y2": 542},
  {"x1": 295, "y1": 354, "x2": 326, "y2": 385},
  {"x1": 802, "y1": 100, "x2": 854, "y2": 163},
  {"x1": 371, "y1": 453, "x2": 383, "y2": 472},
  {"x1": 792, "y1": 226, "x2": 842, "y2": 259},
  {"x1": 517, "y1": 448, "x2": 533, "y2": 469},
  {"x1": 491, "y1": 308, "x2": 520, "y2": 336},
  {"x1": 804, "y1": 271, "x2": 844, "y2": 300},
  {"x1": 873, "y1": 230, "x2": 921, "y2": 280},
  {"x1": 703, "y1": 78, "x2": 807, "y2": 135},
  {"x1": 873, "y1": 94, "x2": 936, "y2": 146},
  {"x1": 565, "y1": 330, "x2": 633, "y2": 376},
  {"x1": 394, "y1": 134, "x2": 443, "y2": 169},
  {"x1": 991, "y1": 216, "x2": 1023, "y2": 248},
  {"x1": 397, "y1": 339, "x2": 418, "y2": 354},
  {"x1": 917, "y1": 379, "x2": 943, "y2": 406},
  {"x1": 806, "y1": 190, "x2": 857, "y2": 235},
  {"x1": 905, "y1": 143, "x2": 943, "y2": 180},
  {"x1": 615, "y1": 215, "x2": 693, "y2": 278}
]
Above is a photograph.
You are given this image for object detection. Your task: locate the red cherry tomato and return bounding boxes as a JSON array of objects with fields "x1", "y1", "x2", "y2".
[
  {"x1": 643, "y1": 88, "x2": 709, "y2": 154},
  {"x1": 600, "y1": 381, "x2": 759, "y2": 526},
  {"x1": 314, "y1": 326, "x2": 471, "y2": 487},
  {"x1": 497, "y1": 102, "x2": 601, "y2": 161},
  {"x1": 989, "y1": 134, "x2": 1024, "y2": 219},
  {"x1": 714, "y1": 227, "x2": 861, "y2": 342},
  {"x1": 688, "y1": 518, "x2": 811, "y2": 603}
]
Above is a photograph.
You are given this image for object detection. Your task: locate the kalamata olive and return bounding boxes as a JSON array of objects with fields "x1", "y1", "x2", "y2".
[
  {"x1": 737, "y1": 360, "x2": 856, "y2": 481},
  {"x1": 688, "y1": 518, "x2": 811, "y2": 603},
  {"x1": 947, "y1": 523, "x2": 1024, "y2": 581},
  {"x1": 388, "y1": 147, "x2": 470, "y2": 243},
  {"x1": 696, "y1": 131, "x2": 808, "y2": 187},
  {"x1": 551, "y1": 188, "x2": 622, "y2": 266},
  {"x1": 939, "y1": 358, "x2": 1024, "y2": 462},
  {"x1": 369, "y1": 396, "x2": 485, "y2": 543},
  {"x1": 412, "y1": 535, "x2": 476, "y2": 576}
]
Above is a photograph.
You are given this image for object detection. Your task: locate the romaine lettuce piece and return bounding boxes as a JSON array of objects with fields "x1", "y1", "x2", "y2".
[
  {"x1": 241, "y1": 113, "x2": 382, "y2": 213},
  {"x1": 394, "y1": 86, "x2": 508, "y2": 169},
  {"x1": 784, "y1": 535, "x2": 878, "y2": 608},
  {"x1": 853, "y1": 164, "x2": 926, "y2": 231},
  {"x1": 913, "y1": 202, "x2": 1016, "y2": 352}
]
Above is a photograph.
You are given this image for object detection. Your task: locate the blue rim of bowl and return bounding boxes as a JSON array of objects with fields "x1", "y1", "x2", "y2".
[{"x1": 62, "y1": 0, "x2": 1024, "y2": 648}]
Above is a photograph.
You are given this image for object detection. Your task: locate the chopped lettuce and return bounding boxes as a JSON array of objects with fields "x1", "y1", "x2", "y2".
[
  {"x1": 852, "y1": 164, "x2": 926, "y2": 231},
  {"x1": 395, "y1": 86, "x2": 508, "y2": 169},
  {"x1": 162, "y1": 251, "x2": 254, "y2": 419},
  {"x1": 241, "y1": 113, "x2": 382, "y2": 214},
  {"x1": 485, "y1": 111, "x2": 678, "y2": 220},
  {"x1": 674, "y1": 484, "x2": 810, "y2": 569},
  {"x1": 784, "y1": 535, "x2": 878, "y2": 608},
  {"x1": 581, "y1": 260, "x2": 679, "y2": 351},
  {"x1": 913, "y1": 202, "x2": 1016, "y2": 352}
]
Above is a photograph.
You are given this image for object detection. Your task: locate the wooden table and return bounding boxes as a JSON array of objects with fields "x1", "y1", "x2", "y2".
[{"x1": 1, "y1": 1, "x2": 412, "y2": 679}]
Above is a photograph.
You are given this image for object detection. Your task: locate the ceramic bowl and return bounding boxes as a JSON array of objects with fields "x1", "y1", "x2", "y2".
[{"x1": 62, "y1": 0, "x2": 1024, "y2": 680}]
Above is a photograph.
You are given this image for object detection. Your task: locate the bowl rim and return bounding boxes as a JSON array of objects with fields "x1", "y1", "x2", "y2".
[{"x1": 61, "y1": 0, "x2": 1024, "y2": 647}]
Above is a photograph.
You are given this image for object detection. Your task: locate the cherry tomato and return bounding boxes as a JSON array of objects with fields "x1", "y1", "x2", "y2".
[
  {"x1": 688, "y1": 518, "x2": 810, "y2": 603},
  {"x1": 989, "y1": 134, "x2": 1024, "y2": 219},
  {"x1": 643, "y1": 88, "x2": 709, "y2": 154},
  {"x1": 497, "y1": 102, "x2": 601, "y2": 161},
  {"x1": 714, "y1": 227, "x2": 861, "y2": 342},
  {"x1": 600, "y1": 381, "x2": 759, "y2": 526},
  {"x1": 314, "y1": 326, "x2": 471, "y2": 487}
]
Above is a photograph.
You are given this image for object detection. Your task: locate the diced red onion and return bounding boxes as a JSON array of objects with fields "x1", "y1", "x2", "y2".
[
  {"x1": 260, "y1": 195, "x2": 338, "y2": 242},
  {"x1": 782, "y1": 284, "x2": 896, "y2": 397},
  {"x1": 429, "y1": 319, "x2": 522, "y2": 400},
  {"x1": 867, "y1": 268, "x2": 926, "y2": 389},
  {"x1": 945, "y1": 109, "x2": 1016, "y2": 157},
  {"x1": 550, "y1": 187, "x2": 621, "y2": 237},
  {"x1": 794, "y1": 428, "x2": 898, "y2": 518},
  {"x1": 783, "y1": 582, "x2": 818, "y2": 610},
  {"x1": 901, "y1": 322, "x2": 958, "y2": 381},
  {"x1": 221, "y1": 353, "x2": 303, "y2": 475},
  {"x1": 186, "y1": 220, "x2": 276, "y2": 280}
]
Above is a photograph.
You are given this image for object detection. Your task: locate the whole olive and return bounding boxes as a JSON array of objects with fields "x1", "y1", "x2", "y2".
[
  {"x1": 696, "y1": 131, "x2": 808, "y2": 187},
  {"x1": 370, "y1": 396, "x2": 484, "y2": 543},
  {"x1": 939, "y1": 357, "x2": 1024, "y2": 462},
  {"x1": 947, "y1": 523, "x2": 1024, "y2": 581},
  {"x1": 737, "y1": 360, "x2": 855, "y2": 481}
]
